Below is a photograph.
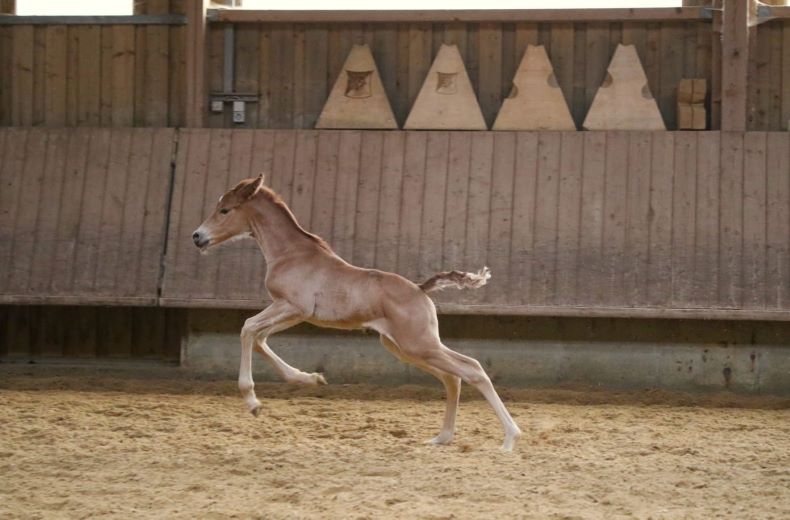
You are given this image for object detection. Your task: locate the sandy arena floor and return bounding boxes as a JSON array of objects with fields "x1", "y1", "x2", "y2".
[{"x1": 0, "y1": 366, "x2": 788, "y2": 520}]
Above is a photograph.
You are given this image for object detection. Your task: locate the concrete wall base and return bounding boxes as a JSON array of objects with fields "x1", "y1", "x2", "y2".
[{"x1": 183, "y1": 311, "x2": 790, "y2": 394}]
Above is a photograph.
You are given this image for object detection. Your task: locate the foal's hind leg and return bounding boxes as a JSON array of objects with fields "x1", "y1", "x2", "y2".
[
  {"x1": 419, "y1": 342, "x2": 522, "y2": 452},
  {"x1": 380, "y1": 335, "x2": 461, "y2": 445}
]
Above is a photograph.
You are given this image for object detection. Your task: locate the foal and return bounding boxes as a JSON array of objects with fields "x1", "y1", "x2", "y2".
[{"x1": 193, "y1": 175, "x2": 522, "y2": 451}]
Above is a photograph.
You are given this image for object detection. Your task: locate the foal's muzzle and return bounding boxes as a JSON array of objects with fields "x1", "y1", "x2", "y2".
[{"x1": 192, "y1": 230, "x2": 209, "y2": 249}]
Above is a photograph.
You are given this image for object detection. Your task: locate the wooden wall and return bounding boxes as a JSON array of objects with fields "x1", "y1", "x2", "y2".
[
  {"x1": 0, "y1": 22, "x2": 185, "y2": 127},
  {"x1": 162, "y1": 129, "x2": 790, "y2": 320},
  {"x1": 0, "y1": 305, "x2": 183, "y2": 360},
  {"x1": 0, "y1": 127, "x2": 176, "y2": 305},
  {"x1": 204, "y1": 20, "x2": 714, "y2": 131},
  {"x1": 749, "y1": 19, "x2": 790, "y2": 131}
]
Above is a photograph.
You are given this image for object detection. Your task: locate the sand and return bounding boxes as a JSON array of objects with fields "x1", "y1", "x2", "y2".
[{"x1": 1, "y1": 366, "x2": 788, "y2": 519}]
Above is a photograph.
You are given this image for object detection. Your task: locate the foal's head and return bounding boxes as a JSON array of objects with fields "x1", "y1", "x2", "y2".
[{"x1": 192, "y1": 174, "x2": 264, "y2": 250}]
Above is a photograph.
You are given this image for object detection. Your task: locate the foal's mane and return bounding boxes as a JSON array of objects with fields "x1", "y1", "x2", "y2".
[{"x1": 256, "y1": 185, "x2": 334, "y2": 253}]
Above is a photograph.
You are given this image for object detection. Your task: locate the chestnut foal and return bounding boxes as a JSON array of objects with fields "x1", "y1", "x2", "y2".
[{"x1": 193, "y1": 175, "x2": 522, "y2": 451}]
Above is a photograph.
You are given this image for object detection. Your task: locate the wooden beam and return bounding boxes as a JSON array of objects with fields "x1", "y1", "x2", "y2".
[
  {"x1": 185, "y1": 0, "x2": 209, "y2": 127},
  {"x1": 0, "y1": 15, "x2": 186, "y2": 25},
  {"x1": 0, "y1": 0, "x2": 14, "y2": 15},
  {"x1": 207, "y1": 8, "x2": 713, "y2": 24},
  {"x1": 710, "y1": 0, "x2": 723, "y2": 129},
  {"x1": 720, "y1": 0, "x2": 752, "y2": 131}
]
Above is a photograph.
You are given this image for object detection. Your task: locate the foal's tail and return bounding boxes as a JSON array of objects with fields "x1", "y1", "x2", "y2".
[{"x1": 419, "y1": 266, "x2": 491, "y2": 293}]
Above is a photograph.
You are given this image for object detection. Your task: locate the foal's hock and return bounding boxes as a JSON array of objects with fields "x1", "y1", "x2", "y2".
[{"x1": 193, "y1": 174, "x2": 522, "y2": 452}]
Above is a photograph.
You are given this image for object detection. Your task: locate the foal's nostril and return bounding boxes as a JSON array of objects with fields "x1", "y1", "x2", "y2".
[{"x1": 192, "y1": 232, "x2": 200, "y2": 241}]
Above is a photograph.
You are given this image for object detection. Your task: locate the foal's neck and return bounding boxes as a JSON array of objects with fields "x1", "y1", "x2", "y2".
[{"x1": 246, "y1": 194, "x2": 323, "y2": 262}]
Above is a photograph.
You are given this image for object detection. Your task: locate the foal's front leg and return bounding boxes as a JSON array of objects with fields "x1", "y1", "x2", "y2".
[{"x1": 239, "y1": 300, "x2": 305, "y2": 415}]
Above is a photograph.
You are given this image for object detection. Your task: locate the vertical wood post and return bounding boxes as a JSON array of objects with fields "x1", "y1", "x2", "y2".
[
  {"x1": 185, "y1": 0, "x2": 209, "y2": 127},
  {"x1": 0, "y1": 0, "x2": 15, "y2": 14},
  {"x1": 709, "y1": 0, "x2": 723, "y2": 129},
  {"x1": 720, "y1": 0, "x2": 753, "y2": 131}
]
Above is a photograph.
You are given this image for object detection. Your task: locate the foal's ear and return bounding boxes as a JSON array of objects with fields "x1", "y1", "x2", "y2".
[{"x1": 235, "y1": 177, "x2": 261, "y2": 201}]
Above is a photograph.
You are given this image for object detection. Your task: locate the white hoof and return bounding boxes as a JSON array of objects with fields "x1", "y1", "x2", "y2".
[
  {"x1": 500, "y1": 429, "x2": 522, "y2": 453},
  {"x1": 250, "y1": 403, "x2": 263, "y2": 417},
  {"x1": 425, "y1": 433, "x2": 454, "y2": 446},
  {"x1": 312, "y1": 373, "x2": 328, "y2": 386}
]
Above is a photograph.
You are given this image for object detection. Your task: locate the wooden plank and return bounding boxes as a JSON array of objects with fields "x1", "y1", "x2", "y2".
[
  {"x1": 394, "y1": 24, "x2": 411, "y2": 125},
  {"x1": 462, "y1": 133, "x2": 493, "y2": 303},
  {"x1": 419, "y1": 132, "x2": 451, "y2": 279},
  {"x1": 484, "y1": 132, "x2": 515, "y2": 304},
  {"x1": 332, "y1": 130, "x2": 362, "y2": 261},
  {"x1": 211, "y1": 9, "x2": 712, "y2": 24},
  {"x1": 11, "y1": 25, "x2": 34, "y2": 125},
  {"x1": 570, "y1": 23, "x2": 587, "y2": 127},
  {"x1": 143, "y1": 23, "x2": 170, "y2": 125},
  {"x1": 290, "y1": 131, "x2": 318, "y2": 228},
  {"x1": 372, "y1": 23, "x2": 398, "y2": 124},
  {"x1": 269, "y1": 131, "x2": 296, "y2": 206},
  {"x1": 205, "y1": 24, "x2": 224, "y2": 128},
  {"x1": 397, "y1": 131, "x2": 428, "y2": 279},
  {"x1": 692, "y1": 131, "x2": 720, "y2": 306},
  {"x1": 76, "y1": 25, "x2": 101, "y2": 126},
  {"x1": 742, "y1": 132, "x2": 767, "y2": 308},
  {"x1": 169, "y1": 20, "x2": 186, "y2": 127},
  {"x1": 376, "y1": 131, "x2": 405, "y2": 274},
  {"x1": 94, "y1": 129, "x2": 133, "y2": 293},
  {"x1": 718, "y1": 131, "x2": 744, "y2": 306},
  {"x1": 72, "y1": 129, "x2": 112, "y2": 292},
  {"x1": 508, "y1": 132, "x2": 538, "y2": 304},
  {"x1": 624, "y1": 132, "x2": 653, "y2": 306},
  {"x1": 549, "y1": 22, "x2": 574, "y2": 120},
  {"x1": 112, "y1": 25, "x2": 136, "y2": 126},
  {"x1": 407, "y1": 23, "x2": 432, "y2": 113},
  {"x1": 0, "y1": 28, "x2": 12, "y2": 125},
  {"x1": 138, "y1": 128, "x2": 175, "y2": 298},
  {"x1": 98, "y1": 307, "x2": 132, "y2": 358},
  {"x1": 99, "y1": 26, "x2": 113, "y2": 126},
  {"x1": 442, "y1": 132, "x2": 472, "y2": 272},
  {"x1": 647, "y1": 132, "x2": 674, "y2": 307},
  {"x1": 500, "y1": 23, "x2": 515, "y2": 103},
  {"x1": 721, "y1": 0, "x2": 750, "y2": 131},
  {"x1": 353, "y1": 132, "x2": 383, "y2": 269},
  {"x1": 783, "y1": 22, "x2": 790, "y2": 130},
  {"x1": 311, "y1": 131, "x2": 340, "y2": 243},
  {"x1": 32, "y1": 26, "x2": 45, "y2": 126},
  {"x1": 554, "y1": 132, "x2": 584, "y2": 305},
  {"x1": 670, "y1": 132, "x2": 698, "y2": 306},
  {"x1": 577, "y1": 132, "x2": 606, "y2": 306},
  {"x1": 601, "y1": 131, "x2": 629, "y2": 306},
  {"x1": 117, "y1": 130, "x2": 157, "y2": 297},
  {"x1": 7, "y1": 130, "x2": 47, "y2": 294},
  {"x1": 257, "y1": 25, "x2": 271, "y2": 128},
  {"x1": 29, "y1": 130, "x2": 68, "y2": 294},
  {"x1": 292, "y1": 24, "x2": 306, "y2": 128},
  {"x1": 0, "y1": 129, "x2": 27, "y2": 292},
  {"x1": 530, "y1": 131, "x2": 563, "y2": 305},
  {"x1": 269, "y1": 23, "x2": 295, "y2": 128},
  {"x1": 63, "y1": 306, "x2": 97, "y2": 358},
  {"x1": 659, "y1": 22, "x2": 684, "y2": 128},
  {"x1": 765, "y1": 132, "x2": 790, "y2": 307},
  {"x1": 161, "y1": 129, "x2": 192, "y2": 300},
  {"x1": 584, "y1": 23, "x2": 610, "y2": 121},
  {"x1": 303, "y1": 24, "x2": 327, "y2": 129},
  {"x1": 477, "y1": 22, "x2": 502, "y2": 128},
  {"x1": 185, "y1": 0, "x2": 208, "y2": 127}
]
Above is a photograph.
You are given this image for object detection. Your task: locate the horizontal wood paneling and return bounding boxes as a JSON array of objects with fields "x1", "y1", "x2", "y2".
[
  {"x1": 0, "y1": 127, "x2": 176, "y2": 305},
  {"x1": 0, "y1": 23, "x2": 185, "y2": 127},
  {"x1": 161, "y1": 129, "x2": 790, "y2": 320},
  {"x1": 204, "y1": 20, "x2": 713, "y2": 130}
]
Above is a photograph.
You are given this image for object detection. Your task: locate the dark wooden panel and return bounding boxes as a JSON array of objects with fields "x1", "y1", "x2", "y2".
[
  {"x1": 0, "y1": 127, "x2": 176, "y2": 305},
  {"x1": 0, "y1": 23, "x2": 185, "y2": 127}
]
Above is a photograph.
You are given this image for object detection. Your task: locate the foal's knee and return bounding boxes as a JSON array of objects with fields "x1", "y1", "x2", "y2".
[{"x1": 240, "y1": 320, "x2": 259, "y2": 343}]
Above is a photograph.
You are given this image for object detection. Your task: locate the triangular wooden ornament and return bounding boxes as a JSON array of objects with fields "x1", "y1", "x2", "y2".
[
  {"x1": 582, "y1": 44, "x2": 665, "y2": 130},
  {"x1": 493, "y1": 45, "x2": 576, "y2": 130},
  {"x1": 404, "y1": 44, "x2": 486, "y2": 130},
  {"x1": 315, "y1": 43, "x2": 397, "y2": 129}
]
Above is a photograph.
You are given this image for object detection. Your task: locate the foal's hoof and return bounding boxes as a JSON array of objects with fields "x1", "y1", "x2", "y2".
[
  {"x1": 250, "y1": 405, "x2": 263, "y2": 417},
  {"x1": 313, "y1": 373, "x2": 328, "y2": 386},
  {"x1": 425, "y1": 434, "x2": 453, "y2": 446},
  {"x1": 500, "y1": 430, "x2": 522, "y2": 453}
]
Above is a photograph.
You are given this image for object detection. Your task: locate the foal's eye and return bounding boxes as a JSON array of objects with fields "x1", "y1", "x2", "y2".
[{"x1": 219, "y1": 208, "x2": 229, "y2": 215}]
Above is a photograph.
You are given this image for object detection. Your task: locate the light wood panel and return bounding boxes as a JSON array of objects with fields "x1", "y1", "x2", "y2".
[
  {"x1": 161, "y1": 129, "x2": 790, "y2": 320},
  {"x1": 0, "y1": 127, "x2": 176, "y2": 305}
]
